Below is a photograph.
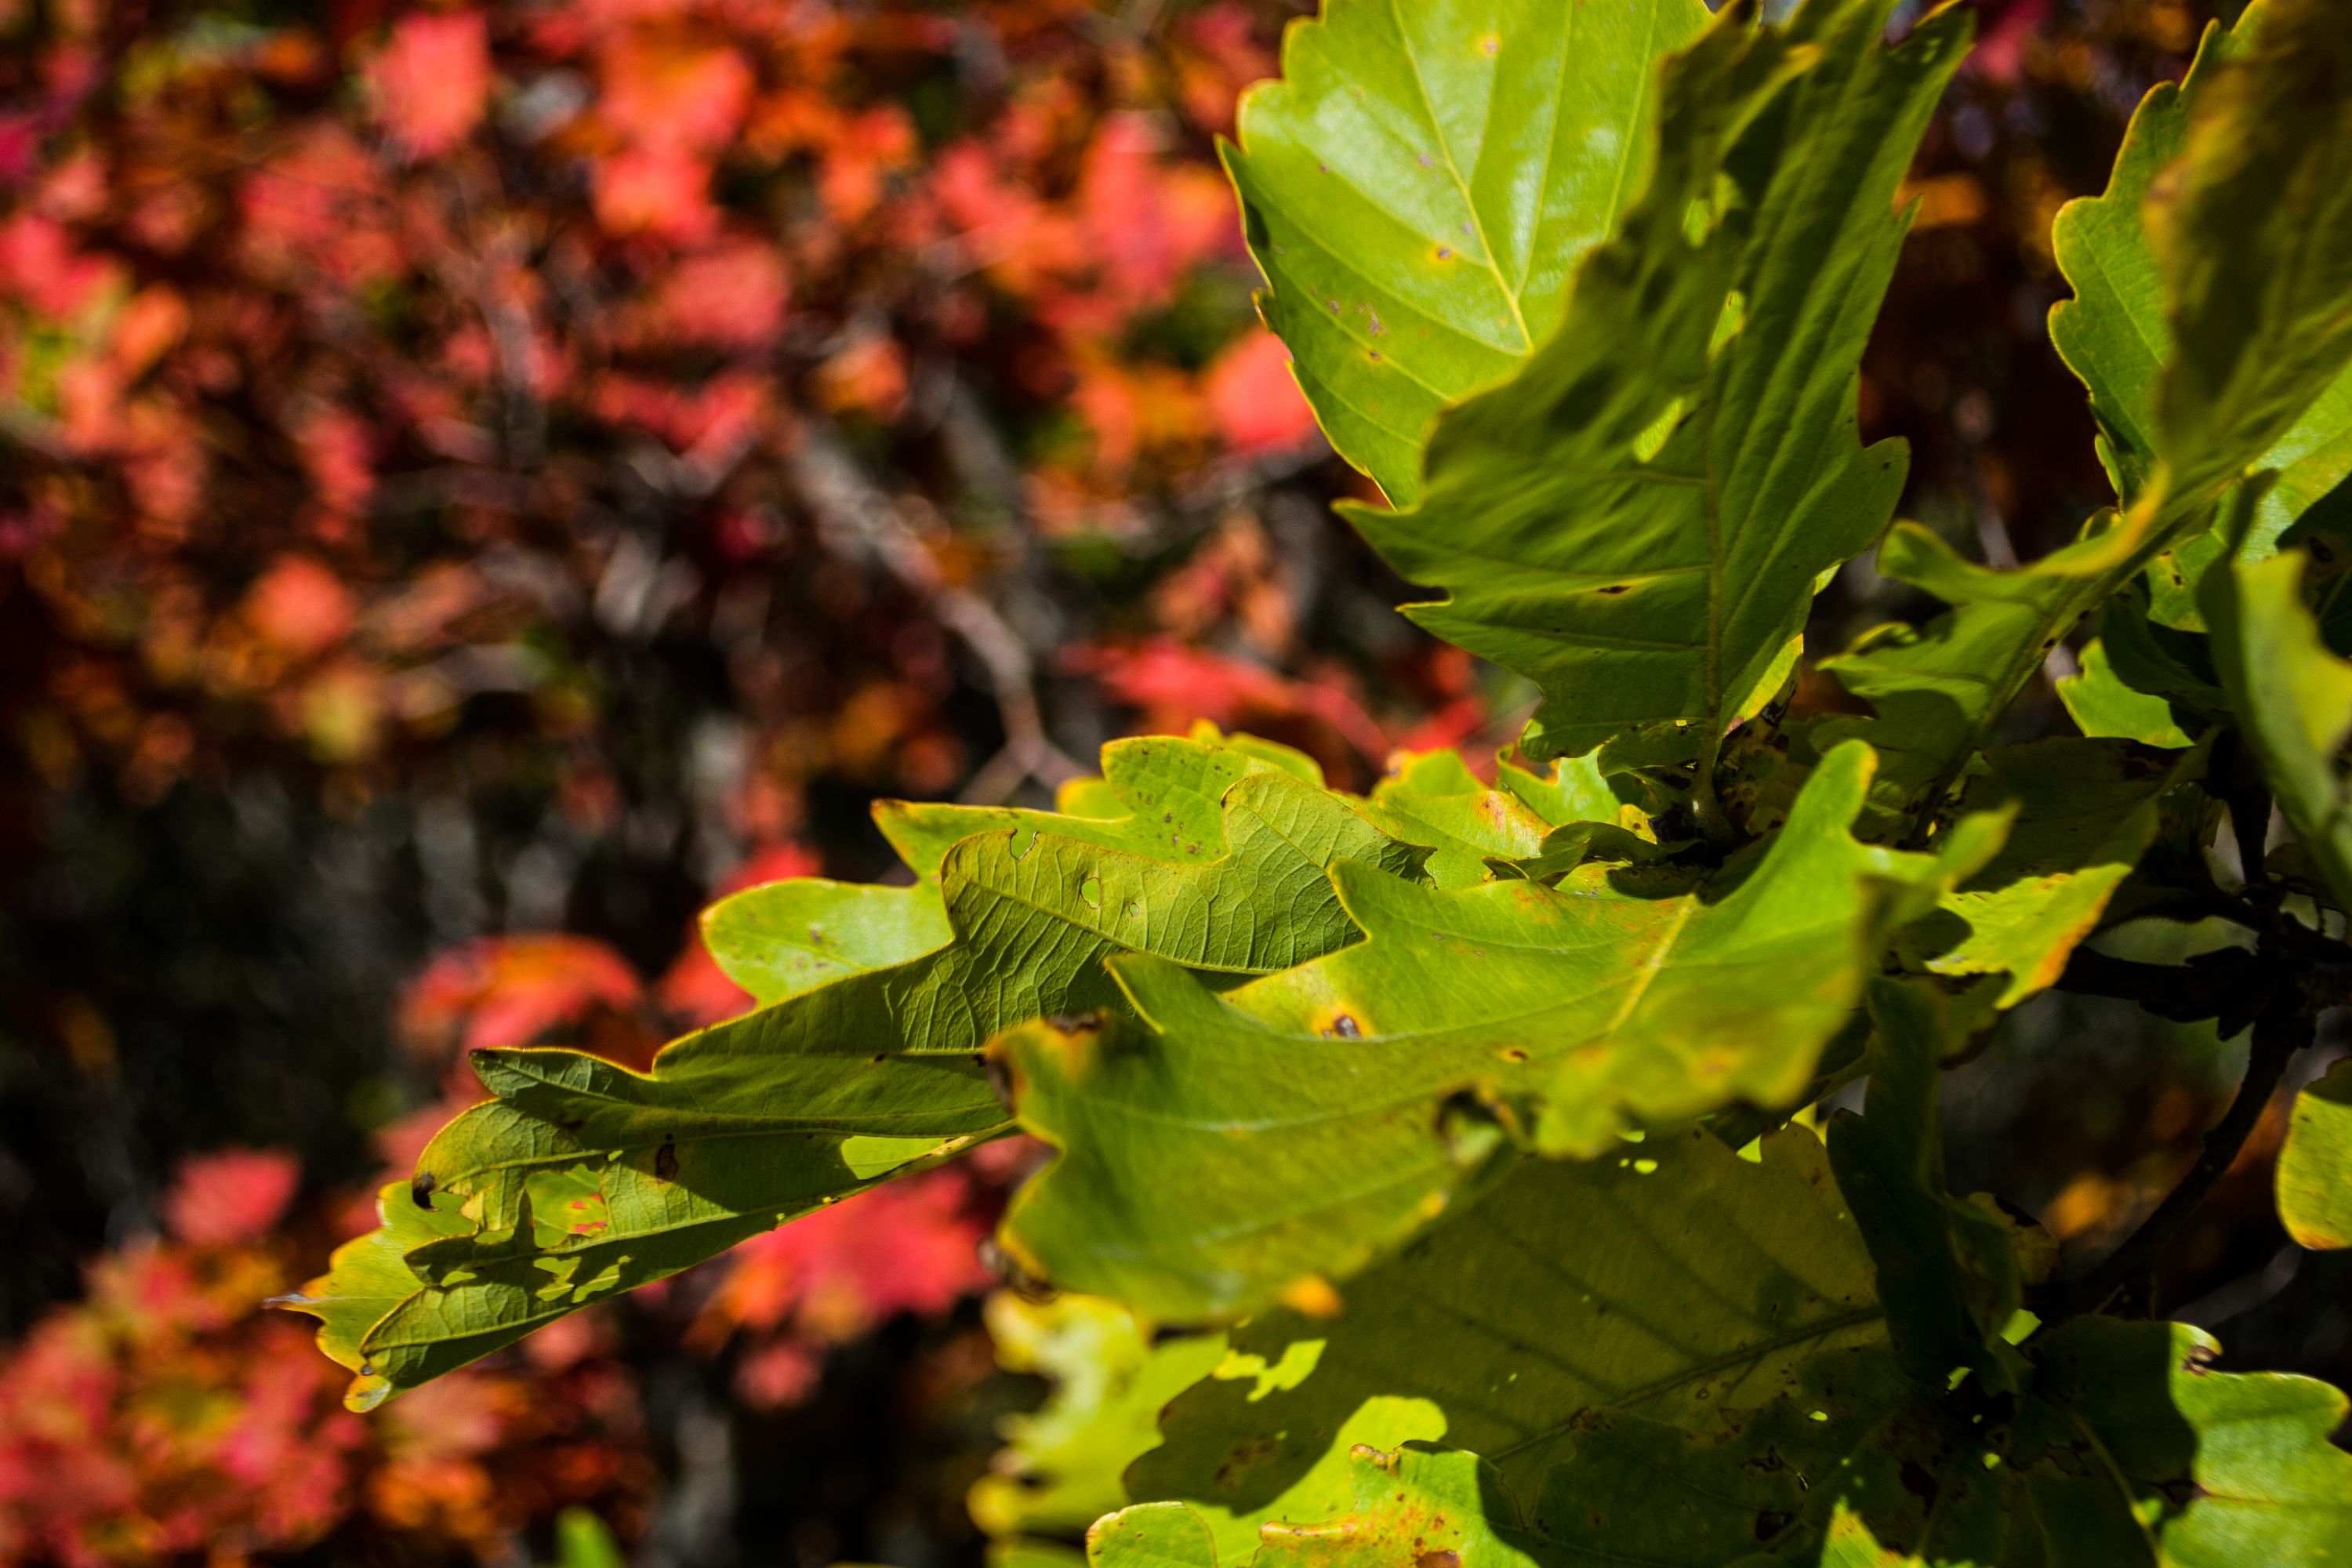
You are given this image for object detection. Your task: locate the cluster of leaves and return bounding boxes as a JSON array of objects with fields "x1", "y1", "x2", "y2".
[{"x1": 217, "y1": 0, "x2": 2352, "y2": 1557}]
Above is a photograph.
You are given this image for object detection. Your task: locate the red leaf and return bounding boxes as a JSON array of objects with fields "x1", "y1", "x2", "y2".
[
  {"x1": 1206, "y1": 328, "x2": 1317, "y2": 455},
  {"x1": 371, "y1": 12, "x2": 492, "y2": 159},
  {"x1": 162, "y1": 1148, "x2": 301, "y2": 1247}
]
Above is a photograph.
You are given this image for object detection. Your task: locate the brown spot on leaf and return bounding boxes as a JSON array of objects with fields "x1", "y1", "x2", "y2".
[
  {"x1": 411, "y1": 1171, "x2": 438, "y2": 1208},
  {"x1": 1415, "y1": 1553, "x2": 1458, "y2": 1568},
  {"x1": 1596, "y1": 583, "x2": 1629, "y2": 595},
  {"x1": 1324, "y1": 1013, "x2": 1362, "y2": 1038},
  {"x1": 655, "y1": 1141, "x2": 679, "y2": 1182}
]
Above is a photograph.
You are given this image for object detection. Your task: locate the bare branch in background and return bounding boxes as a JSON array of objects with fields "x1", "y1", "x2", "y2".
[{"x1": 786, "y1": 422, "x2": 1084, "y2": 802}]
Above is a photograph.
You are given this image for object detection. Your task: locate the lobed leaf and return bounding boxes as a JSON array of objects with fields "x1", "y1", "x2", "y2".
[
  {"x1": 1225, "y1": 0, "x2": 1710, "y2": 503},
  {"x1": 2049, "y1": 5, "x2": 2352, "y2": 630},
  {"x1": 971, "y1": 1294, "x2": 1230, "y2": 1545},
  {"x1": 993, "y1": 742, "x2": 1991, "y2": 1321},
  {"x1": 1104, "y1": 993, "x2": 2352, "y2": 1566},
  {"x1": 1820, "y1": 0, "x2": 2352, "y2": 838},
  {"x1": 1128, "y1": 1123, "x2": 1880, "y2": 1561},
  {"x1": 1211, "y1": 1316, "x2": 2352, "y2": 1567},
  {"x1": 702, "y1": 878, "x2": 952, "y2": 1007},
  {"x1": 1345, "y1": 0, "x2": 1966, "y2": 762},
  {"x1": 285, "y1": 733, "x2": 1418, "y2": 1407},
  {"x1": 1900, "y1": 739, "x2": 2190, "y2": 1008}
]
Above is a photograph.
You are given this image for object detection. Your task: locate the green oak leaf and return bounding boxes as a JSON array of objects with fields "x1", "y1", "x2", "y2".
[
  {"x1": 2144, "y1": 0, "x2": 2352, "y2": 514},
  {"x1": 1825, "y1": 979, "x2": 2024, "y2": 1395},
  {"x1": 1903, "y1": 739, "x2": 2187, "y2": 1007},
  {"x1": 1086, "y1": 1503, "x2": 1221, "y2": 1568},
  {"x1": 1817, "y1": 0, "x2": 2352, "y2": 841},
  {"x1": 993, "y1": 741, "x2": 1993, "y2": 1322},
  {"x1": 702, "y1": 877, "x2": 953, "y2": 1008},
  {"x1": 1346, "y1": 0, "x2": 1967, "y2": 764},
  {"x1": 1491, "y1": 748, "x2": 1644, "y2": 829},
  {"x1": 1112, "y1": 978, "x2": 2352, "y2": 1566},
  {"x1": 707, "y1": 727, "x2": 1336, "y2": 1009},
  {"x1": 2047, "y1": 13, "x2": 2240, "y2": 512},
  {"x1": 1127, "y1": 1123, "x2": 1881, "y2": 1562},
  {"x1": 2049, "y1": 5, "x2": 2352, "y2": 629},
  {"x1": 2204, "y1": 546, "x2": 2352, "y2": 910},
  {"x1": 2278, "y1": 1058, "x2": 2352, "y2": 1251},
  {"x1": 274, "y1": 1178, "x2": 476, "y2": 1408},
  {"x1": 2057, "y1": 640, "x2": 2196, "y2": 749},
  {"x1": 875, "y1": 729, "x2": 1330, "y2": 880},
  {"x1": 1246, "y1": 1317, "x2": 2352, "y2": 1567},
  {"x1": 971, "y1": 1292, "x2": 1230, "y2": 1546},
  {"x1": 285, "y1": 735, "x2": 1420, "y2": 1407},
  {"x1": 1224, "y1": 0, "x2": 1709, "y2": 503},
  {"x1": 1814, "y1": 523, "x2": 2089, "y2": 838},
  {"x1": 1360, "y1": 749, "x2": 1562, "y2": 889}
]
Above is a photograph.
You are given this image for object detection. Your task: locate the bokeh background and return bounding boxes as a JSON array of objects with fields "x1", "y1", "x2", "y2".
[{"x1": 0, "y1": 1, "x2": 2327, "y2": 1564}]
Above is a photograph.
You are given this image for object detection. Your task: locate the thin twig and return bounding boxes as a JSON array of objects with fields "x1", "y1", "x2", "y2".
[
  {"x1": 2053, "y1": 996, "x2": 2308, "y2": 1320},
  {"x1": 786, "y1": 423, "x2": 1083, "y2": 801}
]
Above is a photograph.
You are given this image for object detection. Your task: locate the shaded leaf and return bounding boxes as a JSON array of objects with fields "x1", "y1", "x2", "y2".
[
  {"x1": 995, "y1": 742, "x2": 1987, "y2": 1320},
  {"x1": 2049, "y1": 8, "x2": 2352, "y2": 628},
  {"x1": 2204, "y1": 546, "x2": 2352, "y2": 910},
  {"x1": 1225, "y1": 0, "x2": 1709, "y2": 503},
  {"x1": 2145, "y1": 0, "x2": 2352, "y2": 510},
  {"x1": 1259, "y1": 1319, "x2": 2352, "y2": 1567},
  {"x1": 1346, "y1": 0, "x2": 1967, "y2": 761},
  {"x1": 1825, "y1": 980, "x2": 2021, "y2": 1394},
  {"x1": 1128, "y1": 1124, "x2": 1881, "y2": 1561}
]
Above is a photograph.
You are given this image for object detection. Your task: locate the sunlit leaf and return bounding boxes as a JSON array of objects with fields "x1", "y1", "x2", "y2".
[
  {"x1": 702, "y1": 879, "x2": 953, "y2": 1007},
  {"x1": 993, "y1": 742, "x2": 1991, "y2": 1321},
  {"x1": 286, "y1": 734, "x2": 1420, "y2": 1406},
  {"x1": 1225, "y1": 0, "x2": 1709, "y2": 503},
  {"x1": 1820, "y1": 0, "x2": 2352, "y2": 838},
  {"x1": 2279, "y1": 1058, "x2": 2352, "y2": 1251},
  {"x1": 971, "y1": 1293, "x2": 1229, "y2": 1545},
  {"x1": 1902, "y1": 739, "x2": 2188, "y2": 1007},
  {"x1": 1345, "y1": 0, "x2": 1966, "y2": 764}
]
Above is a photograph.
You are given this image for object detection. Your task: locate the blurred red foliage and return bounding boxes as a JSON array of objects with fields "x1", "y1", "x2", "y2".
[
  {"x1": 0, "y1": 880, "x2": 1017, "y2": 1563},
  {"x1": 0, "y1": 1149, "x2": 652, "y2": 1567},
  {"x1": 0, "y1": 0, "x2": 1328, "y2": 821}
]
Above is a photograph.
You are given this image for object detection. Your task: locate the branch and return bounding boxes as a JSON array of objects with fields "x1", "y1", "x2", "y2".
[
  {"x1": 2053, "y1": 946, "x2": 2269, "y2": 1035},
  {"x1": 2053, "y1": 995, "x2": 2308, "y2": 1320},
  {"x1": 786, "y1": 423, "x2": 1083, "y2": 802}
]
